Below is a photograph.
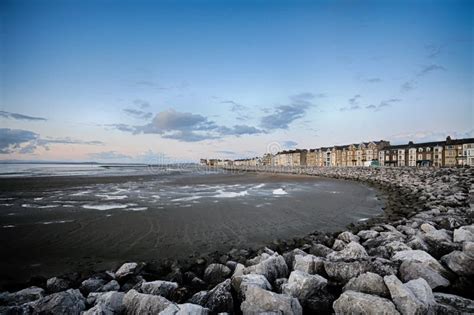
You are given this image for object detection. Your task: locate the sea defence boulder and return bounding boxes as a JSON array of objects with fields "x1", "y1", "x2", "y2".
[
  {"x1": 123, "y1": 289, "x2": 171, "y2": 314},
  {"x1": 33, "y1": 289, "x2": 86, "y2": 315},
  {"x1": 240, "y1": 285, "x2": 302, "y2": 315},
  {"x1": 243, "y1": 253, "x2": 289, "y2": 284},
  {"x1": 333, "y1": 290, "x2": 399, "y2": 315}
]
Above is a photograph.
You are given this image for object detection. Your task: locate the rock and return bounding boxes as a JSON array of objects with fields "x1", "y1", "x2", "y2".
[
  {"x1": 370, "y1": 257, "x2": 399, "y2": 276},
  {"x1": 391, "y1": 250, "x2": 448, "y2": 275},
  {"x1": 333, "y1": 290, "x2": 400, "y2": 315},
  {"x1": 0, "y1": 286, "x2": 45, "y2": 306},
  {"x1": 453, "y1": 225, "x2": 474, "y2": 243},
  {"x1": 84, "y1": 291, "x2": 124, "y2": 315},
  {"x1": 384, "y1": 275, "x2": 426, "y2": 315},
  {"x1": 140, "y1": 280, "x2": 178, "y2": 299},
  {"x1": 399, "y1": 260, "x2": 450, "y2": 289},
  {"x1": 100, "y1": 280, "x2": 120, "y2": 292},
  {"x1": 46, "y1": 277, "x2": 70, "y2": 293},
  {"x1": 324, "y1": 260, "x2": 372, "y2": 283},
  {"x1": 123, "y1": 289, "x2": 171, "y2": 314},
  {"x1": 332, "y1": 239, "x2": 346, "y2": 250},
  {"x1": 282, "y1": 270, "x2": 327, "y2": 301},
  {"x1": 80, "y1": 278, "x2": 107, "y2": 294},
  {"x1": 357, "y1": 230, "x2": 380, "y2": 241},
  {"x1": 159, "y1": 303, "x2": 209, "y2": 314},
  {"x1": 274, "y1": 278, "x2": 288, "y2": 293},
  {"x1": 240, "y1": 285, "x2": 302, "y2": 315},
  {"x1": 33, "y1": 289, "x2": 85, "y2": 315},
  {"x1": 188, "y1": 279, "x2": 233, "y2": 314},
  {"x1": 342, "y1": 272, "x2": 389, "y2": 297},
  {"x1": 225, "y1": 260, "x2": 237, "y2": 272},
  {"x1": 404, "y1": 278, "x2": 435, "y2": 311},
  {"x1": 309, "y1": 243, "x2": 333, "y2": 258},
  {"x1": 338, "y1": 231, "x2": 360, "y2": 243},
  {"x1": 293, "y1": 254, "x2": 324, "y2": 274},
  {"x1": 384, "y1": 241, "x2": 412, "y2": 255},
  {"x1": 327, "y1": 241, "x2": 369, "y2": 261},
  {"x1": 235, "y1": 274, "x2": 272, "y2": 300},
  {"x1": 243, "y1": 253, "x2": 288, "y2": 284},
  {"x1": 246, "y1": 253, "x2": 270, "y2": 266},
  {"x1": 283, "y1": 248, "x2": 307, "y2": 267},
  {"x1": 433, "y1": 292, "x2": 474, "y2": 314},
  {"x1": 115, "y1": 262, "x2": 140, "y2": 280},
  {"x1": 203, "y1": 263, "x2": 231, "y2": 285},
  {"x1": 420, "y1": 223, "x2": 436, "y2": 233},
  {"x1": 441, "y1": 250, "x2": 474, "y2": 276}
]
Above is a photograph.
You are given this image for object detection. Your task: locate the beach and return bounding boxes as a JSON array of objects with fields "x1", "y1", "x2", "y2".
[{"x1": 0, "y1": 169, "x2": 383, "y2": 289}]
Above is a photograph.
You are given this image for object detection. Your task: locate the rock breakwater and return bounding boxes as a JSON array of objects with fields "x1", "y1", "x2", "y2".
[{"x1": 1, "y1": 167, "x2": 473, "y2": 314}]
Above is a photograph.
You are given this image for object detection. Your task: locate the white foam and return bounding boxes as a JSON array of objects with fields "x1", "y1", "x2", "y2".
[
  {"x1": 358, "y1": 218, "x2": 369, "y2": 222},
  {"x1": 38, "y1": 205, "x2": 59, "y2": 209},
  {"x1": 34, "y1": 197, "x2": 44, "y2": 201},
  {"x1": 126, "y1": 207, "x2": 148, "y2": 211},
  {"x1": 171, "y1": 196, "x2": 202, "y2": 202},
  {"x1": 212, "y1": 190, "x2": 248, "y2": 198},
  {"x1": 2, "y1": 225, "x2": 15, "y2": 228},
  {"x1": 253, "y1": 183, "x2": 265, "y2": 189},
  {"x1": 272, "y1": 188, "x2": 288, "y2": 195},
  {"x1": 151, "y1": 195, "x2": 161, "y2": 199},
  {"x1": 0, "y1": 203, "x2": 13, "y2": 206},
  {"x1": 62, "y1": 205, "x2": 74, "y2": 208},
  {"x1": 0, "y1": 197, "x2": 13, "y2": 201},
  {"x1": 96, "y1": 194, "x2": 128, "y2": 200},
  {"x1": 82, "y1": 203, "x2": 130, "y2": 210},
  {"x1": 41, "y1": 220, "x2": 73, "y2": 225},
  {"x1": 70, "y1": 191, "x2": 90, "y2": 196}
]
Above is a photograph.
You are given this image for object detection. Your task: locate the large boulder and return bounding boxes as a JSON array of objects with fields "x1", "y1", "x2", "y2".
[
  {"x1": 203, "y1": 263, "x2": 231, "y2": 285},
  {"x1": 324, "y1": 260, "x2": 372, "y2": 283},
  {"x1": 282, "y1": 270, "x2": 327, "y2": 301},
  {"x1": 240, "y1": 285, "x2": 302, "y2": 315},
  {"x1": 309, "y1": 243, "x2": 333, "y2": 258},
  {"x1": 0, "y1": 286, "x2": 45, "y2": 306},
  {"x1": 293, "y1": 254, "x2": 324, "y2": 274},
  {"x1": 404, "y1": 278, "x2": 435, "y2": 311},
  {"x1": 100, "y1": 280, "x2": 120, "y2": 292},
  {"x1": 188, "y1": 279, "x2": 233, "y2": 314},
  {"x1": 33, "y1": 289, "x2": 85, "y2": 315},
  {"x1": 399, "y1": 260, "x2": 450, "y2": 289},
  {"x1": 123, "y1": 289, "x2": 171, "y2": 314},
  {"x1": 338, "y1": 231, "x2": 360, "y2": 243},
  {"x1": 357, "y1": 230, "x2": 380, "y2": 241},
  {"x1": 84, "y1": 291, "x2": 124, "y2": 315},
  {"x1": 433, "y1": 292, "x2": 474, "y2": 314},
  {"x1": 441, "y1": 250, "x2": 474, "y2": 276},
  {"x1": 391, "y1": 250, "x2": 448, "y2": 275},
  {"x1": 80, "y1": 278, "x2": 107, "y2": 294},
  {"x1": 333, "y1": 290, "x2": 400, "y2": 315},
  {"x1": 342, "y1": 272, "x2": 389, "y2": 297},
  {"x1": 115, "y1": 262, "x2": 141, "y2": 280},
  {"x1": 383, "y1": 275, "x2": 427, "y2": 315},
  {"x1": 236, "y1": 274, "x2": 272, "y2": 300},
  {"x1": 327, "y1": 241, "x2": 369, "y2": 261},
  {"x1": 243, "y1": 253, "x2": 288, "y2": 284},
  {"x1": 140, "y1": 280, "x2": 178, "y2": 299},
  {"x1": 283, "y1": 248, "x2": 307, "y2": 268},
  {"x1": 46, "y1": 277, "x2": 70, "y2": 293},
  {"x1": 159, "y1": 303, "x2": 209, "y2": 315},
  {"x1": 453, "y1": 225, "x2": 474, "y2": 243}
]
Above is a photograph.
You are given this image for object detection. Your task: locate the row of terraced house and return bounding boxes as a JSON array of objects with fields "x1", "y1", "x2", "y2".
[{"x1": 201, "y1": 136, "x2": 474, "y2": 168}]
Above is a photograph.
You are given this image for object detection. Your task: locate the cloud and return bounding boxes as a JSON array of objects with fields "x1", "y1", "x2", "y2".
[
  {"x1": 282, "y1": 140, "x2": 298, "y2": 148},
  {"x1": 417, "y1": 64, "x2": 446, "y2": 77},
  {"x1": 123, "y1": 108, "x2": 153, "y2": 120},
  {"x1": 0, "y1": 128, "x2": 39, "y2": 154},
  {"x1": 340, "y1": 94, "x2": 362, "y2": 111},
  {"x1": 401, "y1": 80, "x2": 417, "y2": 92},
  {"x1": 348, "y1": 94, "x2": 361, "y2": 106},
  {"x1": 365, "y1": 105, "x2": 377, "y2": 109},
  {"x1": 390, "y1": 129, "x2": 474, "y2": 144},
  {"x1": 260, "y1": 93, "x2": 314, "y2": 130},
  {"x1": 425, "y1": 43, "x2": 443, "y2": 58},
  {"x1": 221, "y1": 100, "x2": 250, "y2": 120},
  {"x1": 0, "y1": 128, "x2": 103, "y2": 154},
  {"x1": 366, "y1": 78, "x2": 382, "y2": 83},
  {"x1": 88, "y1": 151, "x2": 132, "y2": 160},
  {"x1": 106, "y1": 123, "x2": 136, "y2": 132},
  {"x1": 366, "y1": 98, "x2": 402, "y2": 111},
  {"x1": 133, "y1": 99, "x2": 150, "y2": 109},
  {"x1": 0, "y1": 111, "x2": 47, "y2": 121}
]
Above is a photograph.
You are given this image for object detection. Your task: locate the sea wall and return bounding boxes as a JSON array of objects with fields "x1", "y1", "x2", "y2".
[{"x1": 1, "y1": 167, "x2": 473, "y2": 314}]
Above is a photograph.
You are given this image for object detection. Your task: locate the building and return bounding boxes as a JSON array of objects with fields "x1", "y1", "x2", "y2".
[{"x1": 462, "y1": 141, "x2": 474, "y2": 166}]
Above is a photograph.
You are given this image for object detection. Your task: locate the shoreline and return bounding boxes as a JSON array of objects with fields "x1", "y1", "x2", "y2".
[{"x1": 1, "y1": 167, "x2": 473, "y2": 314}]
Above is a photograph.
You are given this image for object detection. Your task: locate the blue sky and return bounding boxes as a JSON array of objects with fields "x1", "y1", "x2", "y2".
[{"x1": 1, "y1": 0, "x2": 473, "y2": 162}]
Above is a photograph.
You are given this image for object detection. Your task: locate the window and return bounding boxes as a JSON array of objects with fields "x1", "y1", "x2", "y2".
[
  {"x1": 427, "y1": 147, "x2": 431, "y2": 152},
  {"x1": 418, "y1": 154, "x2": 422, "y2": 160},
  {"x1": 418, "y1": 148, "x2": 423, "y2": 152}
]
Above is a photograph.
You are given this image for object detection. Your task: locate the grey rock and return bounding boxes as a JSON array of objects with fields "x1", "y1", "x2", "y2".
[
  {"x1": 324, "y1": 260, "x2": 372, "y2": 283},
  {"x1": 240, "y1": 285, "x2": 302, "y2": 315},
  {"x1": 123, "y1": 289, "x2": 171, "y2": 315},
  {"x1": 283, "y1": 248, "x2": 307, "y2": 268},
  {"x1": 274, "y1": 278, "x2": 288, "y2": 294},
  {"x1": 282, "y1": 270, "x2": 327, "y2": 301},
  {"x1": 453, "y1": 225, "x2": 474, "y2": 243},
  {"x1": 293, "y1": 254, "x2": 324, "y2": 274},
  {"x1": 189, "y1": 279, "x2": 233, "y2": 314},
  {"x1": 33, "y1": 289, "x2": 85, "y2": 315},
  {"x1": 0, "y1": 286, "x2": 44, "y2": 306},
  {"x1": 159, "y1": 303, "x2": 209, "y2": 315},
  {"x1": 342, "y1": 272, "x2": 390, "y2": 297},
  {"x1": 115, "y1": 262, "x2": 140, "y2": 280},
  {"x1": 46, "y1": 277, "x2": 70, "y2": 293},
  {"x1": 333, "y1": 290, "x2": 400, "y2": 315},
  {"x1": 433, "y1": 292, "x2": 474, "y2": 314},
  {"x1": 338, "y1": 231, "x2": 360, "y2": 243},
  {"x1": 370, "y1": 257, "x2": 399, "y2": 276},
  {"x1": 80, "y1": 278, "x2": 107, "y2": 294},
  {"x1": 332, "y1": 239, "x2": 346, "y2": 251},
  {"x1": 203, "y1": 263, "x2": 231, "y2": 285},
  {"x1": 84, "y1": 291, "x2": 125, "y2": 315},
  {"x1": 309, "y1": 243, "x2": 333, "y2": 258},
  {"x1": 384, "y1": 275, "x2": 426, "y2": 315},
  {"x1": 100, "y1": 280, "x2": 120, "y2": 292},
  {"x1": 357, "y1": 230, "x2": 380, "y2": 241},
  {"x1": 327, "y1": 241, "x2": 368, "y2": 261},
  {"x1": 243, "y1": 253, "x2": 288, "y2": 284},
  {"x1": 399, "y1": 260, "x2": 450, "y2": 289},
  {"x1": 404, "y1": 278, "x2": 435, "y2": 311},
  {"x1": 391, "y1": 250, "x2": 448, "y2": 275},
  {"x1": 441, "y1": 250, "x2": 474, "y2": 276},
  {"x1": 140, "y1": 280, "x2": 178, "y2": 299},
  {"x1": 237, "y1": 274, "x2": 272, "y2": 300}
]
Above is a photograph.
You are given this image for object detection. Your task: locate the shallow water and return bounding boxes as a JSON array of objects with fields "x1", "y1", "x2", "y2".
[{"x1": 0, "y1": 171, "x2": 383, "y2": 288}]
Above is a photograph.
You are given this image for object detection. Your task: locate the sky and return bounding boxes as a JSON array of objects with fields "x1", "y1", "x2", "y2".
[{"x1": 1, "y1": 0, "x2": 473, "y2": 163}]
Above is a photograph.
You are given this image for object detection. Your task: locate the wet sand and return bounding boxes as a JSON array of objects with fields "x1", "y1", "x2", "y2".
[{"x1": 0, "y1": 172, "x2": 383, "y2": 289}]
